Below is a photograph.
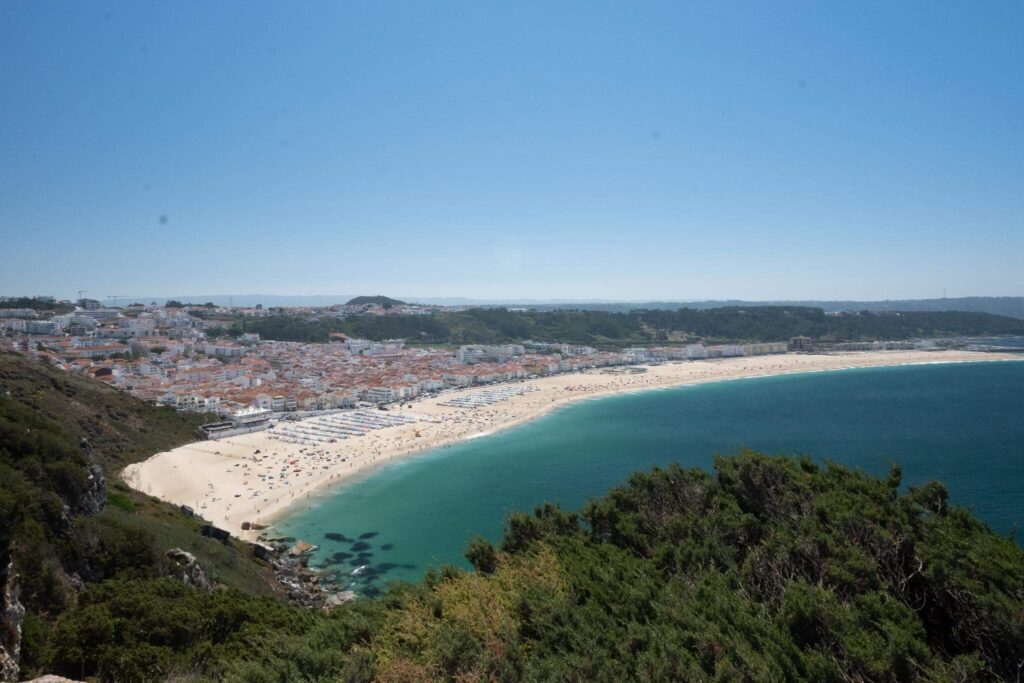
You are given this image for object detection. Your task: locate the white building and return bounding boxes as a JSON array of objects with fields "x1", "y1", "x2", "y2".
[
  {"x1": 363, "y1": 386, "x2": 395, "y2": 403},
  {"x1": 364, "y1": 339, "x2": 406, "y2": 357},
  {"x1": 232, "y1": 406, "x2": 271, "y2": 427},
  {"x1": 717, "y1": 345, "x2": 746, "y2": 358},
  {"x1": 622, "y1": 348, "x2": 649, "y2": 363},
  {"x1": 560, "y1": 344, "x2": 596, "y2": 356},
  {"x1": 419, "y1": 379, "x2": 444, "y2": 392},
  {"x1": 124, "y1": 316, "x2": 158, "y2": 337},
  {"x1": 685, "y1": 344, "x2": 709, "y2": 360},
  {"x1": 86, "y1": 309, "x2": 124, "y2": 322},
  {"x1": 346, "y1": 338, "x2": 372, "y2": 354},
  {"x1": 25, "y1": 320, "x2": 63, "y2": 335},
  {"x1": 1, "y1": 308, "x2": 38, "y2": 319},
  {"x1": 202, "y1": 342, "x2": 245, "y2": 358},
  {"x1": 456, "y1": 344, "x2": 525, "y2": 364},
  {"x1": 742, "y1": 342, "x2": 788, "y2": 356}
]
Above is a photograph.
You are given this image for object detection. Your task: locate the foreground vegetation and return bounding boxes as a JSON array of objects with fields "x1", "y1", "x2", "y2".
[
  {"x1": 217, "y1": 306, "x2": 1024, "y2": 345},
  {"x1": 0, "y1": 353, "x2": 281, "y2": 680},
  {"x1": 3, "y1": 352, "x2": 1023, "y2": 681}
]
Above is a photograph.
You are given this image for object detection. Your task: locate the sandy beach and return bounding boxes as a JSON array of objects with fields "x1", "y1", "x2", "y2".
[{"x1": 123, "y1": 350, "x2": 1021, "y2": 539}]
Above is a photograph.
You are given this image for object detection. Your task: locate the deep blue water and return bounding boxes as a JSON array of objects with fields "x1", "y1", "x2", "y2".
[{"x1": 278, "y1": 361, "x2": 1024, "y2": 594}]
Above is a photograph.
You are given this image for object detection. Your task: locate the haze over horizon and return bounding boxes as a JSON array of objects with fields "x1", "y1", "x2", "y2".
[
  {"x1": 2, "y1": 2, "x2": 1022, "y2": 300},
  {"x1": 12, "y1": 292, "x2": 1024, "y2": 309}
]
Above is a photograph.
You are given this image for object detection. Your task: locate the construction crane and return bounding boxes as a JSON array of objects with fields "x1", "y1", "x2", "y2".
[
  {"x1": 107, "y1": 295, "x2": 121, "y2": 308},
  {"x1": 77, "y1": 290, "x2": 87, "y2": 306}
]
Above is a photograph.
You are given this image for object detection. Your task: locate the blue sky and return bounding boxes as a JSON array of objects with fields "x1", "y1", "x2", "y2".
[{"x1": 1, "y1": 2, "x2": 1021, "y2": 301}]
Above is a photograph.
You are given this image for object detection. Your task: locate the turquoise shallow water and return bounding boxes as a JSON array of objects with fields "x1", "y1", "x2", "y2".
[{"x1": 277, "y1": 361, "x2": 1024, "y2": 595}]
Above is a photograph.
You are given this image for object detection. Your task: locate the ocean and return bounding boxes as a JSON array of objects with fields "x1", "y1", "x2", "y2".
[{"x1": 277, "y1": 360, "x2": 1024, "y2": 595}]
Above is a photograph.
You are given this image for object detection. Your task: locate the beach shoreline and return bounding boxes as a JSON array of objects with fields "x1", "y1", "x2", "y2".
[{"x1": 123, "y1": 350, "x2": 1022, "y2": 540}]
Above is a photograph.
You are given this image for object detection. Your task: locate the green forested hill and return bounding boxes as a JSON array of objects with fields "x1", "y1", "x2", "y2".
[
  {"x1": 345, "y1": 296, "x2": 407, "y2": 307},
  {"x1": 222, "y1": 306, "x2": 1024, "y2": 345},
  {"x1": 0, "y1": 297, "x2": 74, "y2": 314},
  {"x1": 2, "y1": 353, "x2": 1023, "y2": 681},
  {"x1": 526, "y1": 296, "x2": 1024, "y2": 320}
]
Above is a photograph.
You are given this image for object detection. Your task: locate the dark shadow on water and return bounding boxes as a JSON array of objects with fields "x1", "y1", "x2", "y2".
[
  {"x1": 317, "y1": 550, "x2": 356, "y2": 568},
  {"x1": 306, "y1": 532, "x2": 417, "y2": 594}
]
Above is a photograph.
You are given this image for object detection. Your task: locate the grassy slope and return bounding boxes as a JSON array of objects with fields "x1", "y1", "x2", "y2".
[
  {"x1": 0, "y1": 352, "x2": 279, "y2": 597},
  {"x1": 0, "y1": 352, "x2": 205, "y2": 471}
]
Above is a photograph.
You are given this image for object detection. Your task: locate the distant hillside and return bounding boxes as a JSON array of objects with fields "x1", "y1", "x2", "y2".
[
  {"x1": 345, "y1": 295, "x2": 407, "y2": 307},
  {"x1": 224, "y1": 306, "x2": 1024, "y2": 345},
  {"x1": 0, "y1": 296, "x2": 74, "y2": 314},
  {"x1": 524, "y1": 296, "x2": 1024, "y2": 319},
  {"x1": 107, "y1": 294, "x2": 1024, "y2": 317}
]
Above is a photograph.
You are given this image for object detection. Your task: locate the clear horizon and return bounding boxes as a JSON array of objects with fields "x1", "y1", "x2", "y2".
[{"x1": 2, "y1": 2, "x2": 1022, "y2": 300}]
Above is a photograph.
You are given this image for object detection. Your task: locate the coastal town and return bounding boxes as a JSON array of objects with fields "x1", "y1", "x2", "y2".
[
  {"x1": 1, "y1": 295, "x2": 828, "y2": 425},
  {"x1": 1, "y1": 296, "x2": 970, "y2": 436}
]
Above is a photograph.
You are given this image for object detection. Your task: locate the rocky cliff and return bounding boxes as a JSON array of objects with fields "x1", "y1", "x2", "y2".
[{"x1": 0, "y1": 560, "x2": 24, "y2": 683}]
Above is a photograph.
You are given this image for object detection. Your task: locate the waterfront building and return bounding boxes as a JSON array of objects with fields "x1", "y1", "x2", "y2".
[
  {"x1": 743, "y1": 342, "x2": 788, "y2": 356},
  {"x1": 363, "y1": 386, "x2": 395, "y2": 403},
  {"x1": 704, "y1": 345, "x2": 747, "y2": 358},
  {"x1": 199, "y1": 406, "x2": 272, "y2": 440},
  {"x1": 622, "y1": 348, "x2": 649, "y2": 363},
  {"x1": 789, "y1": 336, "x2": 815, "y2": 352},
  {"x1": 683, "y1": 345, "x2": 707, "y2": 360}
]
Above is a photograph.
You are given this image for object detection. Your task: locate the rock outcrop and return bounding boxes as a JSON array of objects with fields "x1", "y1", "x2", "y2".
[
  {"x1": 76, "y1": 439, "x2": 106, "y2": 517},
  {"x1": 289, "y1": 540, "x2": 317, "y2": 557},
  {"x1": 323, "y1": 591, "x2": 358, "y2": 610},
  {"x1": 0, "y1": 560, "x2": 24, "y2": 683},
  {"x1": 165, "y1": 549, "x2": 214, "y2": 591}
]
